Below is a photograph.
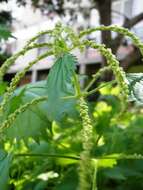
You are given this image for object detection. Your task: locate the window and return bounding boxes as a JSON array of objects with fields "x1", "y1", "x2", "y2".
[{"x1": 123, "y1": 0, "x2": 133, "y2": 18}]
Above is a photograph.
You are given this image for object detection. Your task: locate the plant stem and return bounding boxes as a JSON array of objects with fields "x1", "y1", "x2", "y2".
[
  {"x1": 84, "y1": 80, "x2": 116, "y2": 97},
  {"x1": 14, "y1": 153, "x2": 143, "y2": 160},
  {"x1": 73, "y1": 73, "x2": 81, "y2": 96},
  {"x1": 92, "y1": 163, "x2": 98, "y2": 190},
  {"x1": 84, "y1": 66, "x2": 110, "y2": 91},
  {"x1": 14, "y1": 153, "x2": 80, "y2": 160}
]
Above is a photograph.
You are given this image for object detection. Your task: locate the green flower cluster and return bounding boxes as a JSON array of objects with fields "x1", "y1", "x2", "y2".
[
  {"x1": 0, "y1": 51, "x2": 53, "y2": 114},
  {"x1": 83, "y1": 40, "x2": 129, "y2": 111},
  {"x1": 78, "y1": 97, "x2": 94, "y2": 190},
  {"x1": 1, "y1": 24, "x2": 143, "y2": 190},
  {"x1": 0, "y1": 96, "x2": 47, "y2": 132},
  {"x1": 80, "y1": 25, "x2": 143, "y2": 55}
]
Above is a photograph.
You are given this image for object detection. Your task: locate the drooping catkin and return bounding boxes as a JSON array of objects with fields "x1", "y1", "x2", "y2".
[
  {"x1": 83, "y1": 40, "x2": 129, "y2": 111},
  {"x1": 26, "y1": 30, "x2": 53, "y2": 47},
  {"x1": 79, "y1": 25, "x2": 143, "y2": 56},
  {"x1": 78, "y1": 97, "x2": 94, "y2": 190},
  {"x1": 0, "y1": 24, "x2": 79, "y2": 114},
  {"x1": 1, "y1": 24, "x2": 140, "y2": 190},
  {"x1": 0, "y1": 24, "x2": 79, "y2": 81},
  {"x1": 0, "y1": 96, "x2": 47, "y2": 132},
  {"x1": 0, "y1": 43, "x2": 52, "y2": 81},
  {"x1": 0, "y1": 51, "x2": 53, "y2": 114}
]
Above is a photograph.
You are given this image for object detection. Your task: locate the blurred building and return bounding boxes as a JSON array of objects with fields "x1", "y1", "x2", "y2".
[{"x1": 2, "y1": 0, "x2": 143, "y2": 83}]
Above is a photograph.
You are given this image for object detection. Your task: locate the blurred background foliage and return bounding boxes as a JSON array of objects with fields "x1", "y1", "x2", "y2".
[{"x1": 0, "y1": 1, "x2": 12, "y2": 66}]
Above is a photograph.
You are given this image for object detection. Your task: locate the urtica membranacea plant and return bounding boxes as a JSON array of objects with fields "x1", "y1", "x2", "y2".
[{"x1": 1, "y1": 23, "x2": 143, "y2": 190}]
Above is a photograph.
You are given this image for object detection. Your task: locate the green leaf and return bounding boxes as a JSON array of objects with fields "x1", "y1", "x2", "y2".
[
  {"x1": 0, "y1": 25, "x2": 12, "y2": 41},
  {"x1": 54, "y1": 167, "x2": 78, "y2": 190},
  {"x1": 126, "y1": 73, "x2": 143, "y2": 104},
  {"x1": 46, "y1": 53, "x2": 77, "y2": 121},
  {"x1": 103, "y1": 167, "x2": 126, "y2": 180},
  {"x1": 97, "y1": 158, "x2": 117, "y2": 168},
  {"x1": 2, "y1": 82, "x2": 51, "y2": 142},
  {"x1": 2, "y1": 54, "x2": 77, "y2": 142},
  {"x1": 0, "y1": 81, "x2": 7, "y2": 96},
  {"x1": 0, "y1": 150, "x2": 12, "y2": 190}
]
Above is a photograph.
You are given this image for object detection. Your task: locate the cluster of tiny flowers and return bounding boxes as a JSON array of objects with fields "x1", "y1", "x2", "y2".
[
  {"x1": 0, "y1": 43, "x2": 53, "y2": 81},
  {"x1": 80, "y1": 25, "x2": 143, "y2": 56},
  {"x1": 1, "y1": 23, "x2": 143, "y2": 190},
  {"x1": 83, "y1": 40, "x2": 129, "y2": 110},
  {"x1": 64, "y1": 25, "x2": 82, "y2": 50},
  {"x1": 0, "y1": 23, "x2": 80, "y2": 82},
  {"x1": 0, "y1": 96, "x2": 47, "y2": 132},
  {"x1": 79, "y1": 25, "x2": 143, "y2": 110},
  {"x1": 0, "y1": 51, "x2": 53, "y2": 114},
  {"x1": 78, "y1": 97, "x2": 94, "y2": 190},
  {"x1": 0, "y1": 24, "x2": 80, "y2": 114},
  {"x1": 0, "y1": 24, "x2": 55, "y2": 81},
  {"x1": 0, "y1": 54, "x2": 20, "y2": 81},
  {"x1": 26, "y1": 30, "x2": 53, "y2": 47}
]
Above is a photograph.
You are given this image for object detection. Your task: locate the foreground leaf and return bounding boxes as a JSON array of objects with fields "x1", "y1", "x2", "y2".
[
  {"x1": 126, "y1": 73, "x2": 143, "y2": 104},
  {"x1": 0, "y1": 150, "x2": 12, "y2": 190},
  {"x1": 0, "y1": 25, "x2": 13, "y2": 41},
  {"x1": 46, "y1": 53, "x2": 77, "y2": 121},
  {"x1": 2, "y1": 53, "x2": 77, "y2": 141},
  {"x1": 1, "y1": 82, "x2": 51, "y2": 142}
]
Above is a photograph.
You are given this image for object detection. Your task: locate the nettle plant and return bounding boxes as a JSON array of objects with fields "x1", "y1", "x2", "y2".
[{"x1": 0, "y1": 23, "x2": 143, "y2": 190}]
